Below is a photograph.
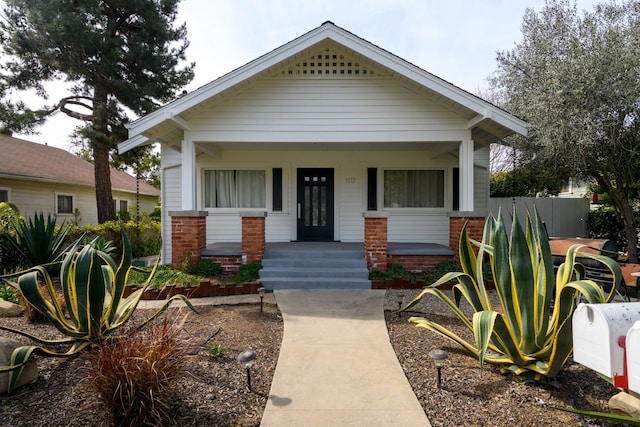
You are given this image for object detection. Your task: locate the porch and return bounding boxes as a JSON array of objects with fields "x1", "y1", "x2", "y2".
[{"x1": 169, "y1": 210, "x2": 485, "y2": 275}]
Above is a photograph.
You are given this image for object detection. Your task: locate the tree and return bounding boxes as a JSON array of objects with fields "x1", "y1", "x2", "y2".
[
  {"x1": 0, "y1": 84, "x2": 49, "y2": 135},
  {"x1": 490, "y1": 0, "x2": 640, "y2": 262},
  {"x1": 490, "y1": 163, "x2": 564, "y2": 198},
  {"x1": 0, "y1": 0, "x2": 193, "y2": 223}
]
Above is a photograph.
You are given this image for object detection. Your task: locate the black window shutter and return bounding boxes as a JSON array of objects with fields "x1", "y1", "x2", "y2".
[
  {"x1": 367, "y1": 168, "x2": 377, "y2": 211},
  {"x1": 453, "y1": 168, "x2": 460, "y2": 211},
  {"x1": 273, "y1": 168, "x2": 283, "y2": 211}
]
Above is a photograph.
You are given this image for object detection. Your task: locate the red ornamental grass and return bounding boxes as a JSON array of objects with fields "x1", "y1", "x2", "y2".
[{"x1": 87, "y1": 316, "x2": 189, "y2": 427}]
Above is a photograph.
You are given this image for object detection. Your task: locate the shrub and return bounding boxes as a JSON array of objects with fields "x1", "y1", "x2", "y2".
[
  {"x1": 87, "y1": 317, "x2": 188, "y2": 426},
  {"x1": 66, "y1": 220, "x2": 161, "y2": 259},
  {"x1": 386, "y1": 263, "x2": 406, "y2": 278},
  {"x1": 0, "y1": 285, "x2": 18, "y2": 304},
  {"x1": 0, "y1": 231, "x2": 197, "y2": 392},
  {"x1": 404, "y1": 209, "x2": 622, "y2": 381},
  {"x1": 586, "y1": 206, "x2": 629, "y2": 251},
  {"x1": 232, "y1": 262, "x2": 262, "y2": 283},
  {"x1": 194, "y1": 259, "x2": 222, "y2": 277},
  {"x1": 205, "y1": 342, "x2": 229, "y2": 358},
  {"x1": 434, "y1": 260, "x2": 459, "y2": 275}
]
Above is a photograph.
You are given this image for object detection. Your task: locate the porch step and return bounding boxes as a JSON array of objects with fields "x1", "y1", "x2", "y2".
[{"x1": 259, "y1": 243, "x2": 371, "y2": 290}]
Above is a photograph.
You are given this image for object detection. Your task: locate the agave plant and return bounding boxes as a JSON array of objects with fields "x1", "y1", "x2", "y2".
[
  {"x1": 404, "y1": 209, "x2": 622, "y2": 381},
  {"x1": 2, "y1": 211, "x2": 70, "y2": 267},
  {"x1": 0, "y1": 231, "x2": 197, "y2": 392}
]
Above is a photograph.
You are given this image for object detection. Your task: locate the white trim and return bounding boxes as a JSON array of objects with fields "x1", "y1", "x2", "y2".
[
  {"x1": 0, "y1": 186, "x2": 11, "y2": 203},
  {"x1": 55, "y1": 192, "x2": 75, "y2": 215},
  {"x1": 181, "y1": 139, "x2": 196, "y2": 210},
  {"x1": 199, "y1": 167, "x2": 269, "y2": 211},
  {"x1": 459, "y1": 140, "x2": 475, "y2": 211},
  {"x1": 114, "y1": 198, "x2": 129, "y2": 213},
  {"x1": 120, "y1": 22, "x2": 528, "y2": 153},
  {"x1": 381, "y1": 167, "x2": 447, "y2": 210}
]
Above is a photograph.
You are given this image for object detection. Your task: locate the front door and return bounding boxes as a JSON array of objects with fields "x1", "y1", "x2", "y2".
[{"x1": 297, "y1": 168, "x2": 334, "y2": 241}]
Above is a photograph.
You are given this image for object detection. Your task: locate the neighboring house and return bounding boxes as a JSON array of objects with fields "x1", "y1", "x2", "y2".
[
  {"x1": 0, "y1": 134, "x2": 160, "y2": 225},
  {"x1": 120, "y1": 21, "x2": 528, "y2": 271}
]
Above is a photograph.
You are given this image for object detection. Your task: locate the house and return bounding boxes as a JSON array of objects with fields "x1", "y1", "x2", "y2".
[
  {"x1": 120, "y1": 21, "x2": 528, "y2": 274},
  {"x1": 0, "y1": 134, "x2": 160, "y2": 225}
]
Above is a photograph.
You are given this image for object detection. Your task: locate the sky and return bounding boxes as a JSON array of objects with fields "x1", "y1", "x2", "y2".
[{"x1": 5, "y1": 0, "x2": 603, "y2": 150}]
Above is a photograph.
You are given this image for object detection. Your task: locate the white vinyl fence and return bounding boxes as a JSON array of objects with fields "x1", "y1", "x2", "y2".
[{"x1": 489, "y1": 197, "x2": 590, "y2": 238}]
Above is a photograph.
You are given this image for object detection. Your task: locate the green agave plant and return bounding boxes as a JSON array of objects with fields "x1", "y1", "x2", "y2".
[
  {"x1": 404, "y1": 209, "x2": 622, "y2": 380},
  {"x1": 2, "y1": 211, "x2": 70, "y2": 267},
  {"x1": 0, "y1": 231, "x2": 197, "y2": 393}
]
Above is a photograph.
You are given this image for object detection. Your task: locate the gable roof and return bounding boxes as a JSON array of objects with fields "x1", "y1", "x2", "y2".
[
  {"x1": 120, "y1": 21, "x2": 527, "y2": 153},
  {"x1": 0, "y1": 134, "x2": 160, "y2": 196}
]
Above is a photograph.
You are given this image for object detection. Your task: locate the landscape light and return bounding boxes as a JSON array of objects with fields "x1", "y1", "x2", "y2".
[
  {"x1": 428, "y1": 349, "x2": 448, "y2": 389},
  {"x1": 396, "y1": 291, "x2": 404, "y2": 318},
  {"x1": 258, "y1": 287, "x2": 265, "y2": 312},
  {"x1": 237, "y1": 349, "x2": 257, "y2": 391}
]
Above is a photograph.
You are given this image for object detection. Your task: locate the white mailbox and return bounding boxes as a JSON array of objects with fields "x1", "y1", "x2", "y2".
[
  {"x1": 626, "y1": 321, "x2": 640, "y2": 393},
  {"x1": 572, "y1": 303, "x2": 640, "y2": 379}
]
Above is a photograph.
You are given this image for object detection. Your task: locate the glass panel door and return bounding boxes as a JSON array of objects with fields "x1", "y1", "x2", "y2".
[{"x1": 297, "y1": 168, "x2": 334, "y2": 241}]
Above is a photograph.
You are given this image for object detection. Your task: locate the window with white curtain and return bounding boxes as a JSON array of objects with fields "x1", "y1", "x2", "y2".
[
  {"x1": 204, "y1": 170, "x2": 266, "y2": 208},
  {"x1": 383, "y1": 169, "x2": 444, "y2": 208}
]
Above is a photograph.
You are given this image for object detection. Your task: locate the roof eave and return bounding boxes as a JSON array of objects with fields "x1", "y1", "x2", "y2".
[{"x1": 122, "y1": 22, "x2": 528, "y2": 152}]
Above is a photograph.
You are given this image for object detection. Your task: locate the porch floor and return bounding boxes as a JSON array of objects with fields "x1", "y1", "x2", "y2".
[{"x1": 201, "y1": 241, "x2": 454, "y2": 257}]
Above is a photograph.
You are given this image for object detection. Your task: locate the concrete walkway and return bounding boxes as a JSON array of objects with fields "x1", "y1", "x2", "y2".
[{"x1": 261, "y1": 289, "x2": 430, "y2": 426}]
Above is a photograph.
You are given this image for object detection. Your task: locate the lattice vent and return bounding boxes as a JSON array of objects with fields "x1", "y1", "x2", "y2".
[{"x1": 278, "y1": 51, "x2": 376, "y2": 77}]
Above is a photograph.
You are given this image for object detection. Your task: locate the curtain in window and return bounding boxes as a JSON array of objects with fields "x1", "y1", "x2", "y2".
[
  {"x1": 384, "y1": 170, "x2": 444, "y2": 207},
  {"x1": 204, "y1": 170, "x2": 265, "y2": 208}
]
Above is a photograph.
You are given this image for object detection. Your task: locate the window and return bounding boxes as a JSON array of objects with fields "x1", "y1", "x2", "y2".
[
  {"x1": 384, "y1": 170, "x2": 444, "y2": 208},
  {"x1": 113, "y1": 199, "x2": 129, "y2": 212},
  {"x1": 57, "y1": 194, "x2": 74, "y2": 214},
  {"x1": 0, "y1": 188, "x2": 8, "y2": 203},
  {"x1": 204, "y1": 170, "x2": 265, "y2": 208}
]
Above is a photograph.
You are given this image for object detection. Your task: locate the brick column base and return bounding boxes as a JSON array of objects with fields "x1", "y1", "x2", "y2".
[
  {"x1": 449, "y1": 212, "x2": 486, "y2": 260},
  {"x1": 364, "y1": 212, "x2": 388, "y2": 271},
  {"x1": 169, "y1": 211, "x2": 208, "y2": 270},
  {"x1": 241, "y1": 212, "x2": 266, "y2": 264}
]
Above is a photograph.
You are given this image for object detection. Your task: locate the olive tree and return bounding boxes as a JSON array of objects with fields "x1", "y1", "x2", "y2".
[{"x1": 490, "y1": 0, "x2": 640, "y2": 261}]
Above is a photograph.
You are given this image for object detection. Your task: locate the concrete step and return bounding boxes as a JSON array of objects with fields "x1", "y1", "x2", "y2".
[
  {"x1": 260, "y1": 243, "x2": 370, "y2": 290},
  {"x1": 262, "y1": 258, "x2": 367, "y2": 269},
  {"x1": 260, "y1": 277, "x2": 372, "y2": 290},
  {"x1": 260, "y1": 267, "x2": 369, "y2": 279}
]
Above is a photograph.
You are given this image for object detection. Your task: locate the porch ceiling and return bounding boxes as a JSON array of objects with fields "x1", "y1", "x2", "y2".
[{"x1": 193, "y1": 140, "x2": 461, "y2": 153}]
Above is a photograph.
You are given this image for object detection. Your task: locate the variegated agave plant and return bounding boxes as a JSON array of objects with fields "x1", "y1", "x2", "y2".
[
  {"x1": 0, "y1": 231, "x2": 197, "y2": 392},
  {"x1": 404, "y1": 209, "x2": 622, "y2": 380}
]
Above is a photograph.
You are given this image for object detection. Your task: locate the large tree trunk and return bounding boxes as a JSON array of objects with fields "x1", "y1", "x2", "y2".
[
  {"x1": 92, "y1": 86, "x2": 115, "y2": 224},
  {"x1": 596, "y1": 175, "x2": 638, "y2": 263},
  {"x1": 93, "y1": 140, "x2": 115, "y2": 223}
]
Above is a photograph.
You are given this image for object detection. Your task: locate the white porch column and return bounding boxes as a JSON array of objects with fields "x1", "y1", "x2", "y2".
[
  {"x1": 181, "y1": 139, "x2": 197, "y2": 210},
  {"x1": 459, "y1": 139, "x2": 474, "y2": 212}
]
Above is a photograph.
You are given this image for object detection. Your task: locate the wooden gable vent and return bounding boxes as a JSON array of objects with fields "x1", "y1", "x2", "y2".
[{"x1": 279, "y1": 50, "x2": 376, "y2": 77}]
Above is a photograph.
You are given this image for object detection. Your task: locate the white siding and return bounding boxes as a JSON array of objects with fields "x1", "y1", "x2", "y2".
[
  {"x1": 0, "y1": 178, "x2": 156, "y2": 226},
  {"x1": 187, "y1": 78, "x2": 468, "y2": 143},
  {"x1": 338, "y1": 163, "x2": 365, "y2": 242},
  {"x1": 387, "y1": 213, "x2": 450, "y2": 245},
  {"x1": 266, "y1": 213, "x2": 292, "y2": 242},
  {"x1": 474, "y1": 146, "x2": 490, "y2": 213},
  {"x1": 161, "y1": 164, "x2": 182, "y2": 263},
  {"x1": 161, "y1": 149, "x2": 461, "y2": 246},
  {"x1": 159, "y1": 75, "x2": 490, "y2": 259},
  {"x1": 206, "y1": 213, "x2": 241, "y2": 241}
]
